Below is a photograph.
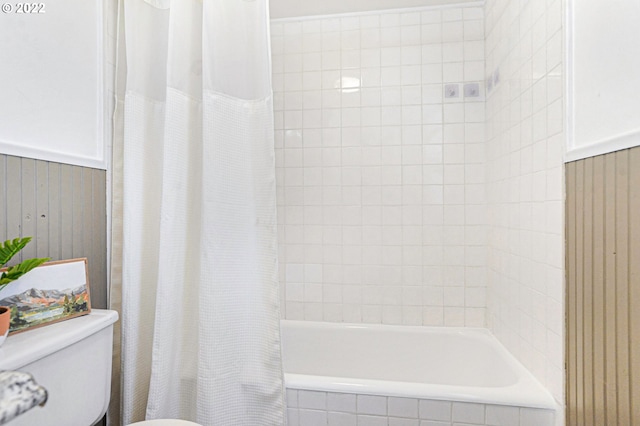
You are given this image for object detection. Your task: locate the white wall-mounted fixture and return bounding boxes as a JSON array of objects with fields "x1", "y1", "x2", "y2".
[
  {"x1": 444, "y1": 84, "x2": 460, "y2": 98},
  {"x1": 464, "y1": 83, "x2": 480, "y2": 98},
  {"x1": 566, "y1": 0, "x2": 640, "y2": 162},
  {"x1": 0, "y1": 0, "x2": 105, "y2": 169}
]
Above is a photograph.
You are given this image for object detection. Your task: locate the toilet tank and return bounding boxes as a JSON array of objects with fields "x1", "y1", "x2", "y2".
[{"x1": 0, "y1": 309, "x2": 119, "y2": 426}]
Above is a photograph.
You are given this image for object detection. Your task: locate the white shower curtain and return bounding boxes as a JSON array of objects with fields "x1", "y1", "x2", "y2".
[{"x1": 108, "y1": 0, "x2": 284, "y2": 425}]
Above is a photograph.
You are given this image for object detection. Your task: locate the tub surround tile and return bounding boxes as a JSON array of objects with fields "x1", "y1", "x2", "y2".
[
  {"x1": 358, "y1": 395, "x2": 388, "y2": 416},
  {"x1": 484, "y1": 0, "x2": 565, "y2": 406},
  {"x1": 485, "y1": 404, "x2": 519, "y2": 426},
  {"x1": 286, "y1": 390, "x2": 555, "y2": 426},
  {"x1": 287, "y1": 389, "x2": 299, "y2": 408},
  {"x1": 388, "y1": 397, "x2": 419, "y2": 418},
  {"x1": 389, "y1": 418, "x2": 419, "y2": 426},
  {"x1": 328, "y1": 392, "x2": 358, "y2": 413},
  {"x1": 452, "y1": 402, "x2": 485, "y2": 423},
  {"x1": 519, "y1": 408, "x2": 554, "y2": 426},
  {"x1": 273, "y1": 3, "x2": 487, "y2": 327},
  {"x1": 357, "y1": 414, "x2": 389, "y2": 426},
  {"x1": 329, "y1": 411, "x2": 358, "y2": 426},
  {"x1": 299, "y1": 408, "x2": 329, "y2": 426},
  {"x1": 299, "y1": 390, "x2": 328, "y2": 410},
  {"x1": 287, "y1": 408, "x2": 299, "y2": 425},
  {"x1": 419, "y1": 400, "x2": 451, "y2": 421}
]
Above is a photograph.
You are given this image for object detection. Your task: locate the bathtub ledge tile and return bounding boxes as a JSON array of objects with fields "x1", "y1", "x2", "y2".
[
  {"x1": 328, "y1": 411, "x2": 357, "y2": 426},
  {"x1": 357, "y1": 414, "x2": 389, "y2": 426},
  {"x1": 298, "y1": 390, "x2": 328, "y2": 410},
  {"x1": 389, "y1": 417, "x2": 419, "y2": 426},
  {"x1": 357, "y1": 394, "x2": 388, "y2": 416},
  {"x1": 419, "y1": 421, "x2": 449, "y2": 426},
  {"x1": 519, "y1": 407, "x2": 554, "y2": 426},
  {"x1": 328, "y1": 392, "x2": 357, "y2": 413},
  {"x1": 287, "y1": 408, "x2": 300, "y2": 426},
  {"x1": 299, "y1": 408, "x2": 329, "y2": 426},
  {"x1": 451, "y1": 402, "x2": 485, "y2": 424},
  {"x1": 418, "y1": 400, "x2": 451, "y2": 421},
  {"x1": 286, "y1": 389, "x2": 299, "y2": 408},
  {"x1": 388, "y1": 397, "x2": 419, "y2": 418},
  {"x1": 485, "y1": 404, "x2": 520, "y2": 426}
]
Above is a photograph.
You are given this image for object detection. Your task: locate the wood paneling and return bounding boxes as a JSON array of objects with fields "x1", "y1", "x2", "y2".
[
  {"x1": 566, "y1": 146, "x2": 640, "y2": 425},
  {"x1": 0, "y1": 154, "x2": 107, "y2": 309}
]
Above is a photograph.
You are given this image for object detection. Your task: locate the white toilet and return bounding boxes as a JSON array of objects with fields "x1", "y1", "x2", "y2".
[{"x1": 0, "y1": 309, "x2": 200, "y2": 426}]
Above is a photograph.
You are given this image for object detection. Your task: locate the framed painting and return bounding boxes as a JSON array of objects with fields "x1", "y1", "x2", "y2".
[{"x1": 0, "y1": 258, "x2": 91, "y2": 334}]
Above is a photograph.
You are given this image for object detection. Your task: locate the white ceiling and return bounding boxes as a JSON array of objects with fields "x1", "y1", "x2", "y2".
[{"x1": 270, "y1": 0, "x2": 480, "y2": 20}]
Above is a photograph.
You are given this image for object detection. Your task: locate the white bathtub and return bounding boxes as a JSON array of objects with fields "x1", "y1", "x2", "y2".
[{"x1": 281, "y1": 320, "x2": 556, "y2": 417}]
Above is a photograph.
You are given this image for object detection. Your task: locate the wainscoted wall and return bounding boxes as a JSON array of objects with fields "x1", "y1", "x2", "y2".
[
  {"x1": 0, "y1": 154, "x2": 107, "y2": 309},
  {"x1": 565, "y1": 146, "x2": 640, "y2": 425},
  {"x1": 272, "y1": 4, "x2": 488, "y2": 327}
]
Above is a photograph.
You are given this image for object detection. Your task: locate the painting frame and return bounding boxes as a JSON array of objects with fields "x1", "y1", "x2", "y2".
[{"x1": 0, "y1": 258, "x2": 91, "y2": 334}]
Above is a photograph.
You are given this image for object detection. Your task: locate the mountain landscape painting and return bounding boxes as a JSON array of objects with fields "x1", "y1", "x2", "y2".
[
  {"x1": 0, "y1": 258, "x2": 91, "y2": 333},
  {"x1": 0, "y1": 285, "x2": 89, "y2": 332}
]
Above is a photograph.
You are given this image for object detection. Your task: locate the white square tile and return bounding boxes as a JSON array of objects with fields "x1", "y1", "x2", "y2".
[
  {"x1": 388, "y1": 398, "x2": 418, "y2": 418},
  {"x1": 421, "y1": 45, "x2": 443, "y2": 64},
  {"x1": 328, "y1": 411, "x2": 357, "y2": 426},
  {"x1": 357, "y1": 415, "x2": 388, "y2": 426},
  {"x1": 442, "y1": 22, "x2": 463, "y2": 42},
  {"x1": 421, "y1": 10, "x2": 441, "y2": 24},
  {"x1": 451, "y1": 395, "x2": 485, "y2": 420},
  {"x1": 299, "y1": 409, "x2": 328, "y2": 426},
  {"x1": 419, "y1": 400, "x2": 451, "y2": 421},
  {"x1": 421, "y1": 24, "x2": 442, "y2": 44},
  {"x1": 519, "y1": 408, "x2": 554, "y2": 426},
  {"x1": 287, "y1": 408, "x2": 299, "y2": 426},
  {"x1": 381, "y1": 26, "x2": 401, "y2": 46},
  {"x1": 328, "y1": 393, "x2": 357, "y2": 413},
  {"x1": 390, "y1": 418, "x2": 418, "y2": 426},
  {"x1": 442, "y1": 8, "x2": 462, "y2": 22},
  {"x1": 401, "y1": 25, "x2": 422, "y2": 45}
]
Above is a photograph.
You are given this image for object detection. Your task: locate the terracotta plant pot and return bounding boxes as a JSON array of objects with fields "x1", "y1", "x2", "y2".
[{"x1": 0, "y1": 306, "x2": 10, "y2": 346}]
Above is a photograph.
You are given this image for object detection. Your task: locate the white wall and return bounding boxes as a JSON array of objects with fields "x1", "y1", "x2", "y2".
[
  {"x1": 0, "y1": 0, "x2": 107, "y2": 169},
  {"x1": 567, "y1": 0, "x2": 640, "y2": 161},
  {"x1": 484, "y1": 0, "x2": 565, "y2": 404},
  {"x1": 272, "y1": 4, "x2": 487, "y2": 326}
]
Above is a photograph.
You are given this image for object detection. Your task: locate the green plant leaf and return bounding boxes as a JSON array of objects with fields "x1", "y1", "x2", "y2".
[
  {"x1": 0, "y1": 257, "x2": 49, "y2": 286},
  {"x1": 0, "y1": 237, "x2": 33, "y2": 268}
]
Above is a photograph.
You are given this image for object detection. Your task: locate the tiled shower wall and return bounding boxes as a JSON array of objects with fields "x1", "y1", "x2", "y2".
[
  {"x1": 272, "y1": 5, "x2": 487, "y2": 326},
  {"x1": 484, "y1": 0, "x2": 564, "y2": 403}
]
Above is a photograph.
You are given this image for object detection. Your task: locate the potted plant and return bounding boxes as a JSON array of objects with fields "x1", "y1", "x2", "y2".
[{"x1": 0, "y1": 237, "x2": 49, "y2": 345}]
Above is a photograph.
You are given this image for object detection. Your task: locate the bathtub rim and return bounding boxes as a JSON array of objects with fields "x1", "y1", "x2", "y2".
[{"x1": 281, "y1": 320, "x2": 557, "y2": 410}]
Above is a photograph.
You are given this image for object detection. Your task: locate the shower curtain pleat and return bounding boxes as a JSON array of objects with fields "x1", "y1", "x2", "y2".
[{"x1": 108, "y1": 0, "x2": 284, "y2": 425}]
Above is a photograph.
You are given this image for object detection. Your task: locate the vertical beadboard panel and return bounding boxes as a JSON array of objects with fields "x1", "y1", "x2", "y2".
[
  {"x1": 0, "y1": 153, "x2": 107, "y2": 309},
  {"x1": 591, "y1": 155, "x2": 605, "y2": 426},
  {"x1": 6, "y1": 156, "x2": 22, "y2": 247},
  {"x1": 604, "y1": 153, "x2": 618, "y2": 425},
  {"x1": 36, "y1": 161, "x2": 49, "y2": 258},
  {"x1": 630, "y1": 147, "x2": 640, "y2": 423},
  {"x1": 92, "y1": 168, "x2": 107, "y2": 309},
  {"x1": 0, "y1": 156, "x2": 6, "y2": 242},
  {"x1": 566, "y1": 146, "x2": 640, "y2": 425},
  {"x1": 575, "y1": 160, "x2": 585, "y2": 426},
  {"x1": 566, "y1": 162, "x2": 577, "y2": 426},
  {"x1": 615, "y1": 151, "x2": 631, "y2": 424}
]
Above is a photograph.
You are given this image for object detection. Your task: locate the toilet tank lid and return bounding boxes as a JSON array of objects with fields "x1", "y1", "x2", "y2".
[{"x1": 0, "y1": 309, "x2": 119, "y2": 371}]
